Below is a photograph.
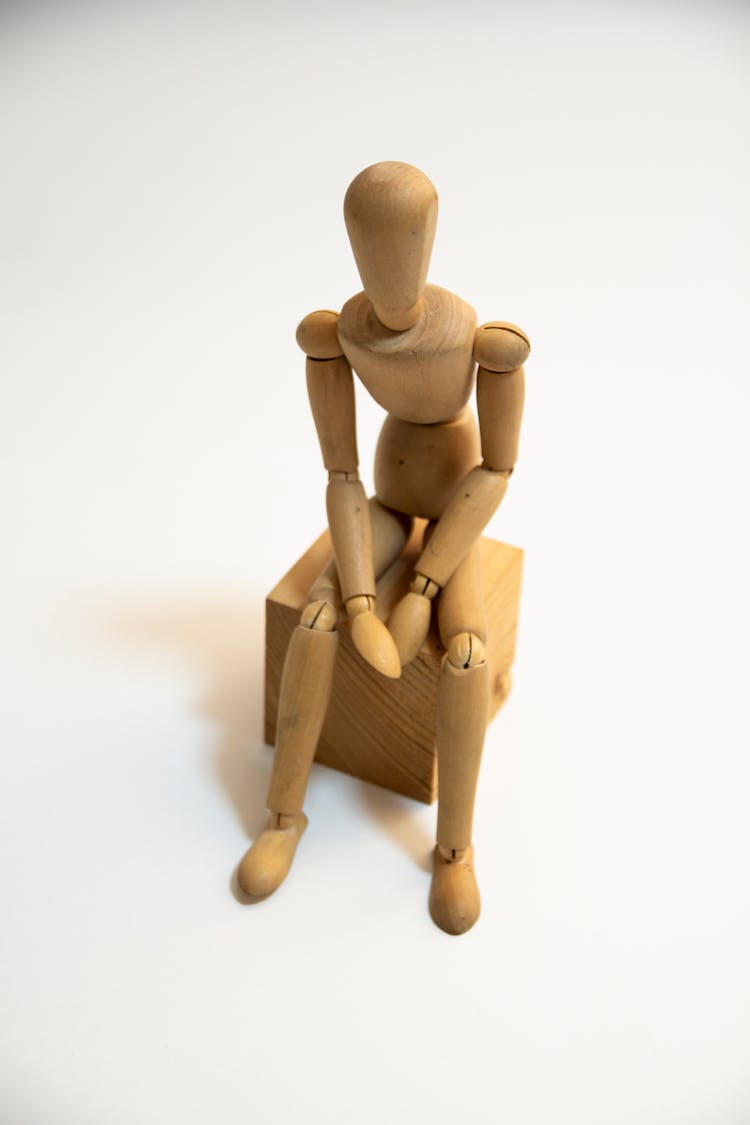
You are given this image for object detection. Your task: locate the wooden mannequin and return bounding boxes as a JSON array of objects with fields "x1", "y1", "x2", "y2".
[{"x1": 239, "y1": 161, "x2": 528, "y2": 935}]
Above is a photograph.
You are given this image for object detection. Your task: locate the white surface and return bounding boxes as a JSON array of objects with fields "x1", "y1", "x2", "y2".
[{"x1": 1, "y1": 3, "x2": 749, "y2": 1123}]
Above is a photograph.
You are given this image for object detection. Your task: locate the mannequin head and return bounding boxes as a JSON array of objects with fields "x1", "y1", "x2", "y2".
[{"x1": 344, "y1": 161, "x2": 438, "y2": 331}]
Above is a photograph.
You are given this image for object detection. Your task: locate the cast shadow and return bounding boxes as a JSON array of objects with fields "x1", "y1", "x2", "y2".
[
  {"x1": 355, "y1": 780, "x2": 434, "y2": 873},
  {"x1": 99, "y1": 593, "x2": 433, "y2": 885},
  {"x1": 103, "y1": 597, "x2": 269, "y2": 836}
]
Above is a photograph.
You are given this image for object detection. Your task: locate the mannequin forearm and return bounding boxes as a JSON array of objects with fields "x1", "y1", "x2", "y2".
[
  {"x1": 326, "y1": 472, "x2": 376, "y2": 603},
  {"x1": 415, "y1": 465, "x2": 509, "y2": 589}
]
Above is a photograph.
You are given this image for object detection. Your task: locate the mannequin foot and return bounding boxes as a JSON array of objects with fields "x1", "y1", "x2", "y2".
[
  {"x1": 237, "y1": 812, "x2": 308, "y2": 898},
  {"x1": 429, "y1": 844, "x2": 481, "y2": 935}
]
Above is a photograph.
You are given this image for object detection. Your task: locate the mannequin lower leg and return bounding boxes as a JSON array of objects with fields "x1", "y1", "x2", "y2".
[
  {"x1": 238, "y1": 500, "x2": 411, "y2": 897},
  {"x1": 238, "y1": 603, "x2": 338, "y2": 896},
  {"x1": 436, "y1": 655, "x2": 489, "y2": 854},
  {"x1": 267, "y1": 498, "x2": 411, "y2": 818},
  {"x1": 267, "y1": 612, "x2": 339, "y2": 816},
  {"x1": 430, "y1": 543, "x2": 488, "y2": 934},
  {"x1": 436, "y1": 540, "x2": 488, "y2": 852}
]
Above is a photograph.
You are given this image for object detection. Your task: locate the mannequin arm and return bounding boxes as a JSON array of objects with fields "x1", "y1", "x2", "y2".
[
  {"x1": 298, "y1": 310, "x2": 400, "y2": 678},
  {"x1": 389, "y1": 322, "x2": 528, "y2": 665}
]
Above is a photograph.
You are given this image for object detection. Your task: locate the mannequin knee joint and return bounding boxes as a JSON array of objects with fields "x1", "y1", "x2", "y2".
[
  {"x1": 446, "y1": 632, "x2": 485, "y2": 669},
  {"x1": 300, "y1": 599, "x2": 338, "y2": 631}
]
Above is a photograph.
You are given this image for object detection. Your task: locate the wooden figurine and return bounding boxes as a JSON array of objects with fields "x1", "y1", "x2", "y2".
[{"x1": 238, "y1": 161, "x2": 529, "y2": 935}]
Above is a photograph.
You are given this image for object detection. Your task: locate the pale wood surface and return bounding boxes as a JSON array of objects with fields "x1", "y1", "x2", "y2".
[
  {"x1": 435, "y1": 659, "x2": 488, "y2": 848},
  {"x1": 415, "y1": 465, "x2": 509, "y2": 588},
  {"x1": 325, "y1": 476, "x2": 375, "y2": 602},
  {"x1": 266, "y1": 623, "x2": 338, "y2": 815},
  {"x1": 237, "y1": 812, "x2": 309, "y2": 898},
  {"x1": 338, "y1": 283, "x2": 477, "y2": 424},
  {"x1": 474, "y1": 321, "x2": 530, "y2": 372},
  {"x1": 437, "y1": 537, "x2": 487, "y2": 644},
  {"x1": 343, "y1": 161, "x2": 438, "y2": 331},
  {"x1": 305, "y1": 354, "x2": 358, "y2": 472},
  {"x1": 429, "y1": 844, "x2": 482, "y2": 935},
  {"x1": 265, "y1": 161, "x2": 528, "y2": 930},
  {"x1": 388, "y1": 589, "x2": 435, "y2": 666},
  {"x1": 369, "y1": 498, "x2": 413, "y2": 576},
  {"x1": 477, "y1": 364, "x2": 526, "y2": 472},
  {"x1": 373, "y1": 404, "x2": 481, "y2": 520},
  {"x1": 296, "y1": 309, "x2": 344, "y2": 359},
  {"x1": 265, "y1": 528, "x2": 523, "y2": 804}
]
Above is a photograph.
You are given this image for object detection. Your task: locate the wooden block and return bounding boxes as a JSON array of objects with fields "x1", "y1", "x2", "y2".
[{"x1": 265, "y1": 526, "x2": 523, "y2": 804}]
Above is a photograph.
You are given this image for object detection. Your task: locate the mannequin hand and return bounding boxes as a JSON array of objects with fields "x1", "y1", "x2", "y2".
[
  {"x1": 345, "y1": 596, "x2": 401, "y2": 679},
  {"x1": 388, "y1": 574, "x2": 440, "y2": 667}
]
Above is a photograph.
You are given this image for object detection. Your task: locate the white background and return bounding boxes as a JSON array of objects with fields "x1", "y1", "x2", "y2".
[{"x1": 1, "y1": 2, "x2": 749, "y2": 1122}]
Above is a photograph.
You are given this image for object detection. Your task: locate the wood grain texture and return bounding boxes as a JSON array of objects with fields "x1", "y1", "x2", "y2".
[
  {"x1": 338, "y1": 283, "x2": 477, "y2": 425},
  {"x1": 265, "y1": 528, "x2": 523, "y2": 804}
]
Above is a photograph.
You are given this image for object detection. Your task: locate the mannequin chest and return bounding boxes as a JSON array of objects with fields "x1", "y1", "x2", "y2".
[{"x1": 337, "y1": 284, "x2": 477, "y2": 425}]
